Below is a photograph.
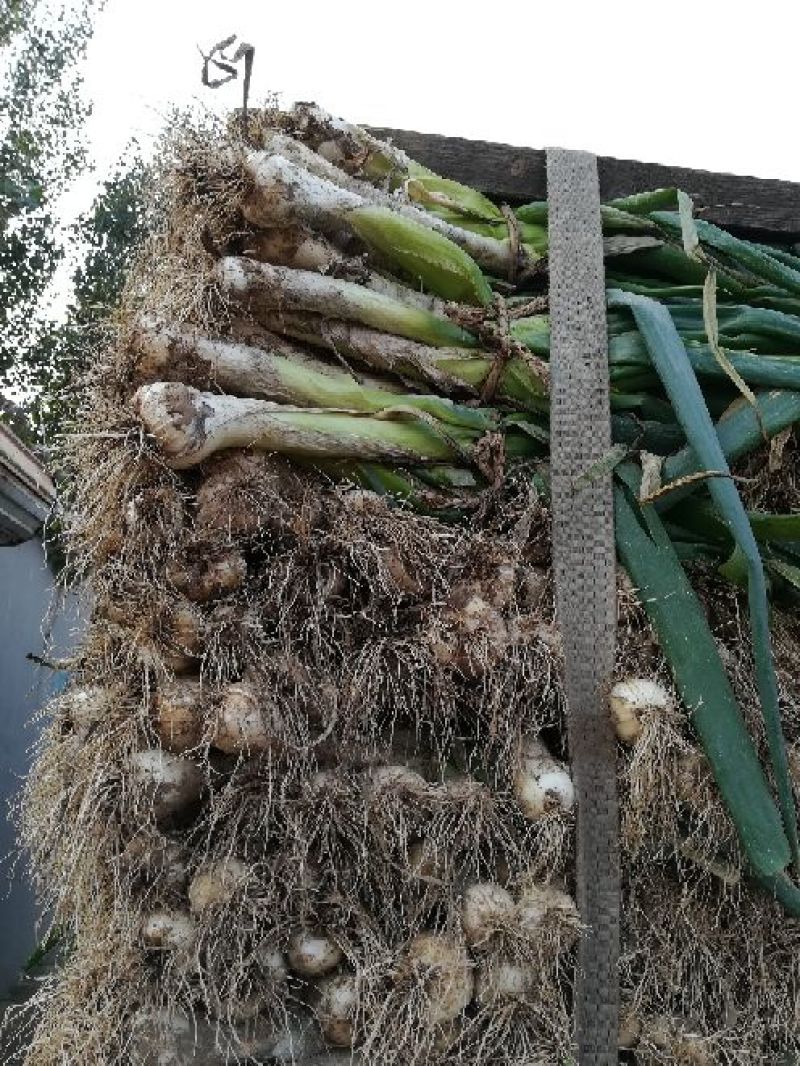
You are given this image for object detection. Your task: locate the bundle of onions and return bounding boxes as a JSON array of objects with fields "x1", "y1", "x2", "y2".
[
  {"x1": 23, "y1": 96, "x2": 800, "y2": 1066},
  {"x1": 130, "y1": 101, "x2": 800, "y2": 908},
  {"x1": 463, "y1": 878, "x2": 579, "y2": 999},
  {"x1": 154, "y1": 679, "x2": 285, "y2": 756}
]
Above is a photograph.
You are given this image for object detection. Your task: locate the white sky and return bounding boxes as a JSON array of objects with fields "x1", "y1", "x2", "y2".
[{"x1": 80, "y1": 0, "x2": 800, "y2": 185}]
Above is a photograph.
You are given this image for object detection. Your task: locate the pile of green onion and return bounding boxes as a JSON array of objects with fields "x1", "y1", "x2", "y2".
[{"x1": 135, "y1": 104, "x2": 800, "y2": 910}]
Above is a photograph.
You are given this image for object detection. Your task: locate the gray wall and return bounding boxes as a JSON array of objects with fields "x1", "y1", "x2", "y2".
[{"x1": 0, "y1": 539, "x2": 83, "y2": 991}]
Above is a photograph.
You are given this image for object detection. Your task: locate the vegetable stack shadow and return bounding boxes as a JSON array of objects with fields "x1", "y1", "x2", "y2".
[{"x1": 14, "y1": 104, "x2": 800, "y2": 1064}]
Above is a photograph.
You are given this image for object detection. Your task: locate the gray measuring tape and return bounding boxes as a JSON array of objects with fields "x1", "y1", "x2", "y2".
[{"x1": 546, "y1": 148, "x2": 620, "y2": 1064}]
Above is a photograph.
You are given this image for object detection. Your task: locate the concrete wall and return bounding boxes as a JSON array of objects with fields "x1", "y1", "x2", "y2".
[{"x1": 0, "y1": 539, "x2": 83, "y2": 992}]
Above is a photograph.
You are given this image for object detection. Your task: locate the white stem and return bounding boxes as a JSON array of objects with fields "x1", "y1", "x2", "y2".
[
  {"x1": 135, "y1": 382, "x2": 453, "y2": 470},
  {"x1": 241, "y1": 222, "x2": 446, "y2": 315},
  {"x1": 258, "y1": 129, "x2": 380, "y2": 195},
  {"x1": 135, "y1": 317, "x2": 349, "y2": 399},
  {"x1": 244, "y1": 153, "x2": 363, "y2": 229},
  {"x1": 257, "y1": 311, "x2": 480, "y2": 396},
  {"x1": 215, "y1": 256, "x2": 464, "y2": 348},
  {"x1": 363, "y1": 272, "x2": 446, "y2": 315},
  {"x1": 244, "y1": 153, "x2": 516, "y2": 277},
  {"x1": 289, "y1": 101, "x2": 411, "y2": 174},
  {"x1": 134, "y1": 382, "x2": 295, "y2": 468}
]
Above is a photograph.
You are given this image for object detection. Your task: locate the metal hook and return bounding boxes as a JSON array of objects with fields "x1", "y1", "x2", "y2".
[{"x1": 199, "y1": 34, "x2": 255, "y2": 138}]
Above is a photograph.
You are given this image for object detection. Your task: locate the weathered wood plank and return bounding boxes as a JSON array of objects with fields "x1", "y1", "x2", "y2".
[{"x1": 369, "y1": 128, "x2": 800, "y2": 240}]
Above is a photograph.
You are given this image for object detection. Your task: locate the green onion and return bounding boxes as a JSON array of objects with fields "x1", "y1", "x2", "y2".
[
  {"x1": 608, "y1": 288, "x2": 800, "y2": 872},
  {"x1": 614, "y1": 464, "x2": 791, "y2": 879}
]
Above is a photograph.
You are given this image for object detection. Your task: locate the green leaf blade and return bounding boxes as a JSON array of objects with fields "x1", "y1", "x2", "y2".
[
  {"x1": 347, "y1": 205, "x2": 493, "y2": 307},
  {"x1": 614, "y1": 470, "x2": 791, "y2": 879},
  {"x1": 608, "y1": 289, "x2": 800, "y2": 872}
]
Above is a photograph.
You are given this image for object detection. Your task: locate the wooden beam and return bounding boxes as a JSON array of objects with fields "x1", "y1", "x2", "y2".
[{"x1": 369, "y1": 128, "x2": 800, "y2": 241}]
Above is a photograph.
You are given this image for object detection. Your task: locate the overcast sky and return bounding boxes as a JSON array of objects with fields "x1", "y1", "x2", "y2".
[{"x1": 80, "y1": 0, "x2": 800, "y2": 185}]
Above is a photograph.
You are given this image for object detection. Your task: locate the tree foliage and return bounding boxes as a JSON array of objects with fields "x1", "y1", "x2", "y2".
[
  {"x1": 29, "y1": 156, "x2": 149, "y2": 438},
  {"x1": 0, "y1": 0, "x2": 111, "y2": 443}
]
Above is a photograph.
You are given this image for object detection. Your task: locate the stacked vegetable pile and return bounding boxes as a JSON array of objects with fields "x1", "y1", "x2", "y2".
[{"x1": 16, "y1": 104, "x2": 800, "y2": 1064}]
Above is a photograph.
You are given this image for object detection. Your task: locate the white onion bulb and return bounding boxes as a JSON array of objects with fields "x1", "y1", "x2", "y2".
[
  {"x1": 64, "y1": 684, "x2": 113, "y2": 738},
  {"x1": 169, "y1": 599, "x2": 204, "y2": 652},
  {"x1": 288, "y1": 930, "x2": 343, "y2": 977},
  {"x1": 317, "y1": 972, "x2": 359, "y2": 1047},
  {"x1": 513, "y1": 737, "x2": 574, "y2": 820},
  {"x1": 516, "y1": 882, "x2": 580, "y2": 946},
  {"x1": 141, "y1": 910, "x2": 196, "y2": 954},
  {"x1": 461, "y1": 883, "x2": 515, "y2": 946},
  {"x1": 213, "y1": 682, "x2": 282, "y2": 755},
  {"x1": 255, "y1": 944, "x2": 289, "y2": 983},
  {"x1": 129, "y1": 750, "x2": 204, "y2": 823},
  {"x1": 610, "y1": 678, "x2": 671, "y2": 745},
  {"x1": 154, "y1": 680, "x2": 204, "y2": 752},
  {"x1": 474, "y1": 960, "x2": 532, "y2": 1005},
  {"x1": 188, "y1": 858, "x2": 250, "y2": 913},
  {"x1": 404, "y1": 933, "x2": 473, "y2": 1025}
]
